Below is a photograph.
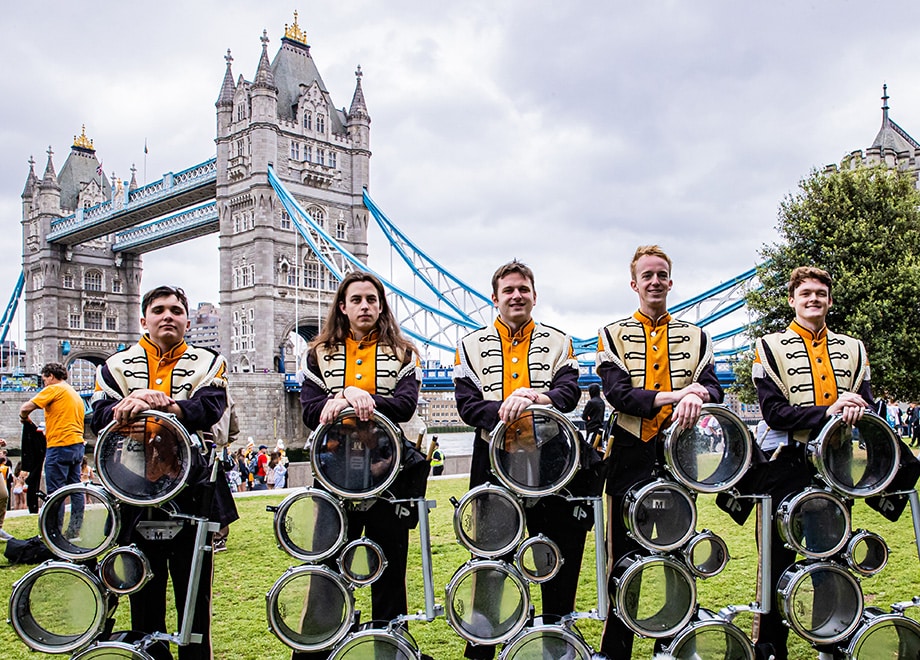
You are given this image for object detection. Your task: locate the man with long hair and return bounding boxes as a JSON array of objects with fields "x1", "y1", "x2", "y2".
[{"x1": 297, "y1": 271, "x2": 424, "y2": 659}]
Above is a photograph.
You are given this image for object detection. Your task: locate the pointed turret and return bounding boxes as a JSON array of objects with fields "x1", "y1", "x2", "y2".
[
  {"x1": 347, "y1": 65, "x2": 370, "y2": 122},
  {"x1": 871, "y1": 84, "x2": 920, "y2": 153},
  {"x1": 250, "y1": 30, "x2": 278, "y2": 130},
  {"x1": 216, "y1": 49, "x2": 236, "y2": 107},
  {"x1": 40, "y1": 146, "x2": 60, "y2": 190},
  {"x1": 21, "y1": 156, "x2": 37, "y2": 198},
  {"x1": 253, "y1": 30, "x2": 277, "y2": 91},
  {"x1": 129, "y1": 164, "x2": 138, "y2": 191}
]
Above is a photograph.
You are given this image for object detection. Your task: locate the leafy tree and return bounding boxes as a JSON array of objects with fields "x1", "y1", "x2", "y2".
[{"x1": 734, "y1": 162, "x2": 920, "y2": 402}]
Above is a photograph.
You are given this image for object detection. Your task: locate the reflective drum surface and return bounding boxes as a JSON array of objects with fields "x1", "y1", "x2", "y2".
[
  {"x1": 95, "y1": 410, "x2": 194, "y2": 506},
  {"x1": 777, "y1": 488, "x2": 851, "y2": 558},
  {"x1": 266, "y1": 565, "x2": 355, "y2": 651},
  {"x1": 843, "y1": 529, "x2": 889, "y2": 577},
  {"x1": 490, "y1": 405, "x2": 580, "y2": 497},
  {"x1": 498, "y1": 621, "x2": 594, "y2": 660},
  {"x1": 446, "y1": 560, "x2": 530, "y2": 645},
  {"x1": 623, "y1": 479, "x2": 697, "y2": 552},
  {"x1": 810, "y1": 412, "x2": 899, "y2": 497},
  {"x1": 337, "y1": 538, "x2": 388, "y2": 586},
  {"x1": 9, "y1": 560, "x2": 108, "y2": 653},
  {"x1": 39, "y1": 482, "x2": 120, "y2": 560},
  {"x1": 273, "y1": 488, "x2": 347, "y2": 562},
  {"x1": 71, "y1": 640, "x2": 157, "y2": 660},
  {"x1": 664, "y1": 404, "x2": 753, "y2": 493},
  {"x1": 682, "y1": 530, "x2": 730, "y2": 578},
  {"x1": 453, "y1": 484, "x2": 525, "y2": 558},
  {"x1": 99, "y1": 544, "x2": 153, "y2": 595},
  {"x1": 329, "y1": 624, "x2": 420, "y2": 660},
  {"x1": 613, "y1": 554, "x2": 697, "y2": 638},
  {"x1": 665, "y1": 611, "x2": 754, "y2": 660},
  {"x1": 515, "y1": 534, "x2": 562, "y2": 584},
  {"x1": 309, "y1": 410, "x2": 402, "y2": 499},
  {"x1": 776, "y1": 562, "x2": 863, "y2": 644},
  {"x1": 844, "y1": 609, "x2": 920, "y2": 659}
]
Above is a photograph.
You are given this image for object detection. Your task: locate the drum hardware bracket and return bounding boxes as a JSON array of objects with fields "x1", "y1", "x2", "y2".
[
  {"x1": 589, "y1": 495, "x2": 609, "y2": 619},
  {"x1": 723, "y1": 493, "x2": 773, "y2": 616},
  {"x1": 136, "y1": 520, "x2": 186, "y2": 541},
  {"x1": 891, "y1": 596, "x2": 920, "y2": 613}
]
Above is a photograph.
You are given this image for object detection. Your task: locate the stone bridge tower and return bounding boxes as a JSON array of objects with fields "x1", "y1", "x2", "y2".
[
  {"x1": 216, "y1": 14, "x2": 371, "y2": 375},
  {"x1": 20, "y1": 128, "x2": 143, "y2": 388}
]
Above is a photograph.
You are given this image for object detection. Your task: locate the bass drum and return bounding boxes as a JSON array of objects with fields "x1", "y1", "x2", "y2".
[
  {"x1": 39, "y1": 482, "x2": 120, "y2": 561},
  {"x1": 328, "y1": 623, "x2": 421, "y2": 660},
  {"x1": 445, "y1": 559, "x2": 531, "y2": 646},
  {"x1": 309, "y1": 409, "x2": 403, "y2": 500},
  {"x1": 266, "y1": 565, "x2": 355, "y2": 652},
  {"x1": 489, "y1": 405, "x2": 580, "y2": 497},
  {"x1": 95, "y1": 410, "x2": 196, "y2": 506},
  {"x1": 273, "y1": 488, "x2": 347, "y2": 562},
  {"x1": 809, "y1": 411, "x2": 899, "y2": 498},
  {"x1": 663, "y1": 404, "x2": 753, "y2": 493},
  {"x1": 622, "y1": 479, "x2": 697, "y2": 552},
  {"x1": 663, "y1": 609, "x2": 754, "y2": 660},
  {"x1": 452, "y1": 483, "x2": 526, "y2": 558},
  {"x1": 842, "y1": 608, "x2": 920, "y2": 659},
  {"x1": 612, "y1": 554, "x2": 697, "y2": 639},
  {"x1": 98, "y1": 544, "x2": 154, "y2": 596},
  {"x1": 9, "y1": 560, "x2": 110, "y2": 654},
  {"x1": 776, "y1": 562, "x2": 863, "y2": 644},
  {"x1": 776, "y1": 488, "x2": 851, "y2": 559},
  {"x1": 498, "y1": 619, "x2": 594, "y2": 660}
]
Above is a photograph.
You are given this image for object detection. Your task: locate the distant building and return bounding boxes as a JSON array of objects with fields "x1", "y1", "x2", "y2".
[
  {"x1": 187, "y1": 302, "x2": 221, "y2": 351},
  {"x1": 0, "y1": 340, "x2": 27, "y2": 373}
]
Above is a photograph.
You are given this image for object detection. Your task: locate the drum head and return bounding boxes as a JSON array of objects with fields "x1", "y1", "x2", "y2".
[
  {"x1": 337, "y1": 538, "x2": 388, "y2": 586},
  {"x1": 446, "y1": 560, "x2": 530, "y2": 645},
  {"x1": 498, "y1": 623, "x2": 594, "y2": 660},
  {"x1": 682, "y1": 530, "x2": 729, "y2": 579},
  {"x1": 624, "y1": 480, "x2": 697, "y2": 552},
  {"x1": 9, "y1": 560, "x2": 108, "y2": 653},
  {"x1": 95, "y1": 410, "x2": 194, "y2": 506},
  {"x1": 329, "y1": 624, "x2": 420, "y2": 659},
  {"x1": 515, "y1": 534, "x2": 563, "y2": 584},
  {"x1": 777, "y1": 562, "x2": 863, "y2": 644},
  {"x1": 664, "y1": 404, "x2": 753, "y2": 493},
  {"x1": 266, "y1": 565, "x2": 355, "y2": 651},
  {"x1": 844, "y1": 529, "x2": 889, "y2": 577},
  {"x1": 274, "y1": 488, "x2": 347, "y2": 562},
  {"x1": 845, "y1": 610, "x2": 920, "y2": 659},
  {"x1": 453, "y1": 484, "x2": 525, "y2": 558},
  {"x1": 98, "y1": 544, "x2": 153, "y2": 595},
  {"x1": 665, "y1": 617, "x2": 754, "y2": 660},
  {"x1": 811, "y1": 412, "x2": 899, "y2": 497},
  {"x1": 613, "y1": 554, "x2": 697, "y2": 638},
  {"x1": 39, "y1": 482, "x2": 120, "y2": 560},
  {"x1": 309, "y1": 409, "x2": 402, "y2": 499},
  {"x1": 71, "y1": 640, "x2": 158, "y2": 660},
  {"x1": 490, "y1": 406, "x2": 580, "y2": 497},
  {"x1": 777, "y1": 488, "x2": 851, "y2": 558}
]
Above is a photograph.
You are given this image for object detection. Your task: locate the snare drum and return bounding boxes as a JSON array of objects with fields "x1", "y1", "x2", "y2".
[
  {"x1": 9, "y1": 560, "x2": 110, "y2": 654},
  {"x1": 266, "y1": 565, "x2": 355, "y2": 652},
  {"x1": 776, "y1": 488, "x2": 851, "y2": 559},
  {"x1": 515, "y1": 534, "x2": 563, "y2": 584},
  {"x1": 273, "y1": 488, "x2": 347, "y2": 562},
  {"x1": 329, "y1": 622, "x2": 421, "y2": 659},
  {"x1": 623, "y1": 479, "x2": 697, "y2": 552},
  {"x1": 337, "y1": 538, "x2": 388, "y2": 586},
  {"x1": 612, "y1": 554, "x2": 697, "y2": 638},
  {"x1": 663, "y1": 609, "x2": 754, "y2": 660},
  {"x1": 681, "y1": 530, "x2": 730, "y2": 579},
  {"x1": 810, "y1": 411, "x2": 899, "y2": 498},
  {"x1": 98, "y1": 544, "x2": 154, "y2": 595},
  {"x1": 490, "y1": 405, "x2": 580, "y2": 497},
  {"x1": 842, "y1": 529, "x2": 889, "y2": 577},
  {"x1": 309, "y1": 409, "x2": 403, "y2": 499},
  {"x1": 39, "y1": 482, "x2": 120, "y2": 560},
  {"x1": 664, "y1": 404, "x2": 753, "y2": 493},
  {"x1": 776, "y1": 562, "x2": 863, "y2": 644},
  {"x1": 498, "y1": 619, "x2": 594, "y2": 660},
  {"x1": 453, "y1": 483, "x2": 526, "y2": 558},
  {"x1": 95, "y1": 410, "x2": 196, "y2": 506},
  {"x1": 842, "y1": 608, "x2": 920, "y2": 659},
  {"x1": 445, "y1": 559, "x2": 531, "y2": 645}
]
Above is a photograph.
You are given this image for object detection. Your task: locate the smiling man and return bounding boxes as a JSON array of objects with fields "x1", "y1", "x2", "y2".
[{"x1": 596, "y1": 245, "x2": 723, "y2": 658}]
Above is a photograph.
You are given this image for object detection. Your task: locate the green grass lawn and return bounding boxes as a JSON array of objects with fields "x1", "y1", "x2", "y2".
[{"x1": 2, "y1": 477, "x2": 919, "y2": 659}]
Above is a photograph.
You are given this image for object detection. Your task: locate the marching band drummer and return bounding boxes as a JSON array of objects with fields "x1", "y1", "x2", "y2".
[
  {"x1": 751, "y1": 266, "x2": 873, "y2": 660},
  {"x1": 453, "y1": 260, "x2": 582, "y2": 660},
  {"x1": 596, "y1": 245, "x2": 723, "y2": 659},
  {"x1": 91, "y1": 286, "x2": 237, "y2": 660},
  {"x1": 297, "y1": 271, "x2": 426, "y2": 660}
]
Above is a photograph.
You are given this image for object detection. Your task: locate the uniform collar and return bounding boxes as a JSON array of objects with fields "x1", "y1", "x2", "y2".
[
  {"x1": 494, "y1": 317, "x2": 535, "y2": 341},
  {"x1": 347, "y1": 329, "x2": 379, "y2": 348},
  {"x1": 633, "y1": 309, "x2": 671, "y2": 328},
  {"x1": 789, "y1": 320, "x2": 827, "y2": 342},
  {"x1": 140, "y1": 333, "x2": 188, "y2": 359}
]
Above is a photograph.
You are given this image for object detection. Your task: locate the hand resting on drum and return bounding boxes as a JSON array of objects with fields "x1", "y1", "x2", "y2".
[
  {"x1": 498, "y1": 387, "x2": 551, "y2": 424},
  {"x1": 112, "y1": 389, "x2": 182, "y2": 425},
  {"x1": 321, "y1": 386, "x2": 376, "y2": 424},
  {"x1": 826, "y1": 391, "x2": 869, "y2": 426},
  {"x1": 655, "y1": 382, "x2": 711, "y2": 430}
]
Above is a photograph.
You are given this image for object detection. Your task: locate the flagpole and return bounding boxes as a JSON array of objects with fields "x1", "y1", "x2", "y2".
[{"x1": 144, "y1": 139, "x2": 148, "y2": 185}]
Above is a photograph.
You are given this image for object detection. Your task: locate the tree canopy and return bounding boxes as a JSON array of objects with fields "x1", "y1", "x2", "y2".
[{"x1": 734, "y1": 161, "x2": 920, "y2": 402}]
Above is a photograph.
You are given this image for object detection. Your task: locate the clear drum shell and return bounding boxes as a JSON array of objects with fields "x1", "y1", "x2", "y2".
[
  {"x1": 498, "y1": 620, "x2": 595, "y2": 660},
  {"x1": 514, "y1": 534, "x2": 563, "y2": 584},
  {"x1": 842, "y1": 529, "x2": 889, "y2": 577},
  {"x1": 842, "y1": 608, "x2": 920, "y2": 659},
  {"x1": 681, "y1": 529, "x2": 730, "y2": 579},
  {"x1": 453, "y1": 483, "x2": 526, "y2": 558},
  {"x1": 623, "y1": 479, "x2": 697, "y2": 552},
  {"x1": 776, "y1": 561, "x2": 863, "y2": 644},
  {"x1": 39, "y1": 482, "x2": 120, "y2": 560},
  {"x1": 273, "y1": 487, "x2": 347, "y2": 562},
  {"x1": 328, "y1": 623, "x2": 421, "y2": 660},
  {"x1": 776, "y1": 487, "x2": 851, "y2": 559},
  {"x1": 663, "y1": 609, "x2": 754, "y2": 660},
  {"x1": 98, "y1": 544, "x2": 154, "y2": 595},
  {"x1": 612, "y1": 553, "x2": 698, "y2": 639},
  {"x1": 337, "y1": 538, "x2": 388, "y2": 586},
  {"x1": 445, "y1": 559, "x2": 531, "y2": 646}
]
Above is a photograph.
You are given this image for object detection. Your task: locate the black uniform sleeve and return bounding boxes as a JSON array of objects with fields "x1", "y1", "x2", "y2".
[
  {"x1": 455, "y1": 375, "x2": 501, "y2": 430},
  {"x1": 545, "y1": 364, "x2": 581, "y2": 413},
  {"x1": 754, "y1": 342, "x2": 829, "y2": 433}
]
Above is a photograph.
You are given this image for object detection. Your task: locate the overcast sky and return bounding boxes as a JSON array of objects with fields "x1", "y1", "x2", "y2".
[{"x1": 2, "y1": 1, "x2": 919, "y2": 353}]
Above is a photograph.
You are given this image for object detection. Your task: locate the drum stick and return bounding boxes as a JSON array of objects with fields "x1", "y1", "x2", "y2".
[
  {"x1": 592, "y1": 433, "x2": 603, "y2": 450},
  {"x1": 416, "y1": 431, "x2": 424, "y2": 450},
  {"x1": 603, "y1": 438, "x2": 613, "y2": 459},
  {"x1": 426, "y1": 440, "x2": 438, "y2": 461}
]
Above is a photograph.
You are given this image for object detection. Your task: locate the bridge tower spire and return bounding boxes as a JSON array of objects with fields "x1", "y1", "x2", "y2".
[{"x1": 216, "y1": 16, "x2": 371, "y2": 377}]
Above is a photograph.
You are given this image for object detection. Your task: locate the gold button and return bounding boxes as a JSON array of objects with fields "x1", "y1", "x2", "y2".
[
  {"x1": 652, "y1": 346, "x2": 658, "y2": 352},
  {"x1": 512, "y1": 340, "x2": 519, "y2": 346},
  {"x1": 653, "y1": 364, "x2": 659, "y2": 370},
  {"x1": 155, "y1": 378, "x2": 163, "y2": 385},
  {"x1": 824, "y1": 393, "x2": 830, "y2": 399},
  {"x1": 817, "y1": 358, "x2": 822, "y2": 364},
  {"x1": 654, "y1": 383, "x2": 661, "y2": 390},
  {"x1": 356, "y1": 374, "x2": 363, "y2": 380}
]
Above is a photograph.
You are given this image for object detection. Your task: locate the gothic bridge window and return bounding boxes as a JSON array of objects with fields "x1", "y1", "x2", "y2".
[
  {"x1": 317, "y1": 114, "x2": 325, "y2": 134},
  {"x1": 63, "y1": 272, "x2": 74, "y2": 289},
  {"x1": 84, "y1": 270, "x2": 103, "y2": 292},
  {"x1": 303, "y1": 110, "x2": 312, "y2": 130}
]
